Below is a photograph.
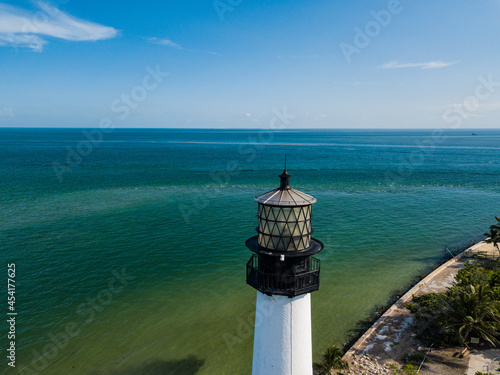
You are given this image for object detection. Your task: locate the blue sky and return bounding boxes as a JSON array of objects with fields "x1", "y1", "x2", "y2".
[{"x1": 1, "y1": 0, "x2": 500, "y2": 128}]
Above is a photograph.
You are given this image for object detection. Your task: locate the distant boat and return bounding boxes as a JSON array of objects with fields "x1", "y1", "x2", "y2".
[{"x1": 472, "y1": 133, "x2": 478, "y2": 136}]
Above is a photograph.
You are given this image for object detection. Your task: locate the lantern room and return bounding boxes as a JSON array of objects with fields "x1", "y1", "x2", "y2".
[{"x1": 246, "y1": 166, "x2": 324, "y2": 297}]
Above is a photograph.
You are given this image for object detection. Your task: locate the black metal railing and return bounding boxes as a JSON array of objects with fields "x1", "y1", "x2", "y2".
[{"x1": 246, "y1": 255, "x2": 320, "y2": 297}]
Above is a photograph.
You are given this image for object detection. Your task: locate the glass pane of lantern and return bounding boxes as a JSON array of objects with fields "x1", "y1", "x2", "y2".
[
  {"x1": 279, "y1": 221, "x2": 288, "y2": 235},
  {"x1": 271, "y1": 207, "x2": 277, "y2": 221},
  {"x1": 293, "y1": 207, "x2": 301, "y2": 220},
  {"x1": 297, "y1": 207, "x2": 306, "y2": 221},
  {"x1": 303, "y1": 236, "x2": 310, "y2": 248},
  {"x1": 283, "y1": 237, "x2": 292, "y2": 250},
  {"x1": 304, "y1": 206, "x2": 311, "y2": 220},
  {"x1": 272, "y1": 206, "x2": 281, "y2": 221},
  {"x1": 271, "y1": 222, "x2": 281, "y2": 236},
  {"x1": 263, "y1": 221, "x2": 270, "y2": 234},
  {"x1": 279, "y1": 238, "x2": 287, "y2": 251},
  {"x1": 306, "y1": 220, "x2": 311, "y2": 232},
  {"x1": 263, "y1": 205, "x2": 271, "y2": 220},
  {"x1": 269, "y1": 235, "x2": 276, "y2": 248},
  {"x1": 297, "y1": 221, "x2": 306, "y2": 235},
  {"x1": 264, "y1": 206, "x2": 274, "y2": 220},
  {"x1": 258, "y1": 233, "x2": 263, "y2": 247},
  {"x1": 258, "y1": 204, "x2": 262, "y2": 216},
  {"x1": 272, "y1": 236, "x2": 280, "y2": 249},
  {"x1": 259, "y1": 234, "x2": 269, "y2": 247},
  {"x1": 281, "y1": 207, "x2": 291, "y2": 221},
  {"x1": 268, "y1": 235, "x2": 275, "y2": 248},
  {"x1": 282, "y1": 223, "x2": 292, "y2": 236},
  {"x1": 300, "y1": 237, "x2": 308, "y2": 249},
  {"x1": 293, "y1": 237, "x2": 302, "y2": 250},
  {"x1": 288, "y1": 208, "x2": 297, "y2": 221},
  {"x1": 300, "y1": 237, "x2": 309, "y2": 249},
  {"x1": 298, "y1": 221, "x2": 305, "y2": 235},
  {"x1": 275, "y1": 238, "x2": 282, "y2": 250},
  {"x1": 287, "y1": 238, "x2": 296, "y2": 251},
  {"x1": 267, "y1": 222, "x2": 275, "y2": 235},
  {"x1": 276, "y1": 208, "x2": 286, "y2": 222},
  {"x1": 291, "y1": 222, "x2": 301, "y2": 236}
]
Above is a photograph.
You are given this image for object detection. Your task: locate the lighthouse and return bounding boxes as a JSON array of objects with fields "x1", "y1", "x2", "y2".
[{"x1": 246, "y1": 164, "x2": 324, "y2": 375}]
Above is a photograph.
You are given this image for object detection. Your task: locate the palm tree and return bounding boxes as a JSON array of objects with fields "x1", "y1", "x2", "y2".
[
  {"x1": 322, "y1": 345, "x2": 348, "y2": 372},
  {"x1": 484, "y1": 216, "x2": 500, "y2": 254},
  {"x1": 444, "y1": 284, "x2": 500, "y2": 347}
]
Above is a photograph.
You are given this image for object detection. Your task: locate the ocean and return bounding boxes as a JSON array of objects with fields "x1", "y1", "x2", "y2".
[{"x1": 1, "y1": 128, "x2": 499, "y2": 374}]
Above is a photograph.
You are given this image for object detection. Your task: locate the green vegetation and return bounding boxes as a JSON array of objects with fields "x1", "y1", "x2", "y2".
[
  {"x1": 407, "y1": 259, "x2": 500, "y2": 348},
  {"x1": 402, "y1": 363, "x2": 417, "y2": 375},
  {"x1": 404, "y1": 351, "x2": 428, "y2": 365},
  {"x1": 404, "y1": 303, "x2": 417, "y2": 313},
  {"x1": 484, "y1": 216, "x2": 500, "y2": 253},
  {"x1": 384, "y1": 360, "x2": 422, "y2": 375},
  {"x1": 386, "y1": 363, "x2": 399, "y2": 370},
  {"x1": 319, "y1": 345, "x2": 349, "y2": 373}
]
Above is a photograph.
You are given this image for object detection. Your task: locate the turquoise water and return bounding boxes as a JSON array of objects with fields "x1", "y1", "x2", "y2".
[{"x1": 1, "y1": 128, "x2": 499, "y2": 374}]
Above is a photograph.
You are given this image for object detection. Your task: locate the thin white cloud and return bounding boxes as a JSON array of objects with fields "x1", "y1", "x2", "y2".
[
  {"x1": 0, "y1": 107, "x2": 14, "y2": 117},
  {"x1": 0, "y1": 1, "x2": 118, "y2": 52},
  {"x1": 0, "y1": 34, "x2": 46, "y2": 52},
  {"x1": 277, "y1": 54, "x2": 318, "y2": 59},
  {"x1": 243, "y1": 113, "x2": 260, "y2": 122},
  {"x1": 332, "y1": 81, "x2": 405, "y2": 87},
  {"x1": 377, "y1": 61, "x2": 459, "y2": 69},
  {"x1": 147, "y1": 37, "x2": 183, "y2": 49},
  {"x1": 333, "y1": 81, "x2": 380, "y2": 86},
  {"x1": 480, "y1": 102, "x2": 500, "y2": 111},
  {"x1": 429, "y1": 102, "x2": 500, "y2": 112},
  {"x1": 147, "y1": 37, "x2": 220, "y2": 56}
]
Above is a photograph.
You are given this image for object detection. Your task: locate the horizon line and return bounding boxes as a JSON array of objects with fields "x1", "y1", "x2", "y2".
[{"x1": 0, "y1": 127, "x2": 497, "y2": 131}]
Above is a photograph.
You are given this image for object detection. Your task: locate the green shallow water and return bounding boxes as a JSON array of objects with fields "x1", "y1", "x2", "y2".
[{"x1": 1, "y1": 129, "x2": 499, "y2": 374}]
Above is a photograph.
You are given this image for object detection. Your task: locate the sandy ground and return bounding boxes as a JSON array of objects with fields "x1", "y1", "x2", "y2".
[
  {"x1": 339, "y1": 241, "x2": 499, "y2": 375},
  {"x1": 420, "y1": 348, "x2": 469, "y2": 375},
  {"x1": 466, "y1": 349, "x2": 500, "y2": 375}
]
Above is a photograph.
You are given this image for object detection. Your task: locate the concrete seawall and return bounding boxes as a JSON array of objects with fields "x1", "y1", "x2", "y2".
[{"x1": 342, "y1": 240, "x2": 497, "y2": 374}]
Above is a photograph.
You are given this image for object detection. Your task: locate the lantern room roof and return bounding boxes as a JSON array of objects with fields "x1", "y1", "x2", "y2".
[
  {"x1": 254, "y1": 164, "x2": 317, "y2": 206},
  {"x1": 254, "y1": 188, "x2": 316, "y2": 206}
]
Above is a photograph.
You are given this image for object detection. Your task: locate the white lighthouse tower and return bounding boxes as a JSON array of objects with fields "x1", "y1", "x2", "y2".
[{"x1": 246, "y1": 165, "x2": 324, "y2": 375}]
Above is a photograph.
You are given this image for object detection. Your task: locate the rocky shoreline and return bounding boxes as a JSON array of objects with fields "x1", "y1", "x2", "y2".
[{"x1": 337, "y1": 241, "x2": 498, "y2": 375}]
